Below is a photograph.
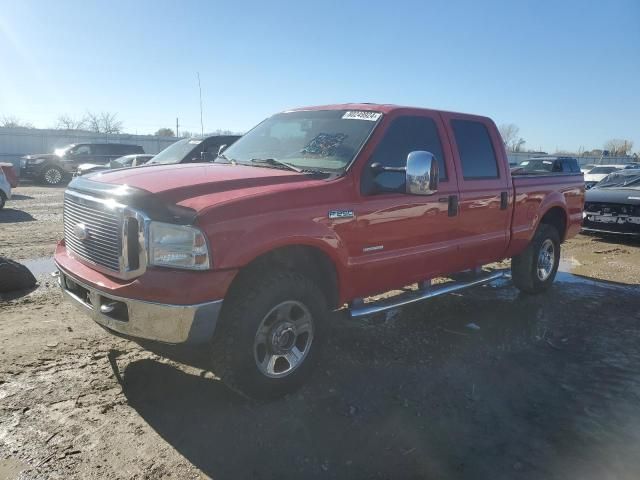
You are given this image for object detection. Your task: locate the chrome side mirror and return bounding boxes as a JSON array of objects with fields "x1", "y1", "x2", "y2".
[{"x1": 406, "y1": 151, "x2": 438, "y2": 195}]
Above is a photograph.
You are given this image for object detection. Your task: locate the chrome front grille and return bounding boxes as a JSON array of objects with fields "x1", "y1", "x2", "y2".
[
  {"x1": 64, "y1": 193, "x2": 123, "y2": 271},
  {"x1": 63, "y1": 190, "x2": 148, "y2": 279}
]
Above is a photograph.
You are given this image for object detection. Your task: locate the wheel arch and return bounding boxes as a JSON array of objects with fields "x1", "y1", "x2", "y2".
[
  {"x1": 539, "y1": 205, "x2": 568, "y2": 241},
  {"x1": 225, "y1": 244, "x2": 341, "y2": 310}
]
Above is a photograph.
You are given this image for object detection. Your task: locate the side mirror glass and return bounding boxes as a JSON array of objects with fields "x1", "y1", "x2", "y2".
[{"x1": 406, "y1": 151, "x2": 438, "y2": 195}]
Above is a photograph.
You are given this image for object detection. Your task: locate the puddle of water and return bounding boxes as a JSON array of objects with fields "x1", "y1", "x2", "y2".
[
  {"x1": 559, "y1": 256, "x2": 582, "y2": 272},
  {"x1": 20, "y1": 256, "x2": 56, "y2": 277}
]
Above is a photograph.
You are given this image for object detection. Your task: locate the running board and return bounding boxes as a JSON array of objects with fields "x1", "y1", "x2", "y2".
[{"x1": 349, "y1": 270, "x2": 508, "y2": 318}]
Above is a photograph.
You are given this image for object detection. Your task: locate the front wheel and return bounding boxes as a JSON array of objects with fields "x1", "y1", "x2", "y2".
[
  {"x1": 39, "y1": 165, "x2": 65, "y2": 185},
  {"x1": 211, "y1": 270, "x2": 327, "y2": 400},
  {"x1": 511, "y1": 224, "x2": 561, "y2": 294}
]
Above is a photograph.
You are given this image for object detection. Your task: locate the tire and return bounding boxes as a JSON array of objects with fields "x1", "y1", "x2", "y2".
[
  {"x1": 39, "y1": 165, "x2": 65, "y2": 186},
  {"x1": 511, "y1": 224, "x2": 561, "y2": 294},
  {"x1": 211, "y1": 270, "x2": 327, "y2": 400},
  {"x1": 0, "y1": 257, "x2": 37, "y2": 293},
  {"x1": 0, "y1": 191, "x2": 5, "y2": 210}
]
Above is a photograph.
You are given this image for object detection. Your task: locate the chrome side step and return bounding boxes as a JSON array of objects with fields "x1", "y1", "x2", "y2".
[{"x1": 349, "y1": 270, "x2": 508, "y2": 318}]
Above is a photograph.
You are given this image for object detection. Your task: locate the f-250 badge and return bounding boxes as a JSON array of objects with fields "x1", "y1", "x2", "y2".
[{"x1": 328, "y1": 209, "x2": 355, "y2": 219}]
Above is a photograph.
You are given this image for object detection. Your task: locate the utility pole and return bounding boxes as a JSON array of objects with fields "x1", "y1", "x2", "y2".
[
  {"x1": 197, "y1": 72, "x2": 204, "y2": 137},
  {"x1": 176, "y1": 117, "x2": 179, "y2": 137}
]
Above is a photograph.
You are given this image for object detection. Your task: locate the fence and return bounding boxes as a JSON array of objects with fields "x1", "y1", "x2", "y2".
[{"x1": 0, "y1": 127, "x2": 180, "y2": 173}]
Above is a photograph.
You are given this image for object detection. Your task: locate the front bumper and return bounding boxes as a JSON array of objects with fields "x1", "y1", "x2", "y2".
[
  {"x1": 56, "y1": 263, "x2": 223, "y2": 344},
  {"x1": 582, "y1": 215, "x2": 640, "y2": 236}
]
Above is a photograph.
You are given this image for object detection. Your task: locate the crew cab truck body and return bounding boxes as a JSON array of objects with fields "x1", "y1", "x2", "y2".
[{"x1": 54, "y1": 104, "x2": 584, "y2": 398}]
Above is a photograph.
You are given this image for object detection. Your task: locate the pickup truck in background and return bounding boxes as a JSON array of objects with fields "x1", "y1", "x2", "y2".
[{"x1": 54, "y1": 104, "x2": 584, "y2": 398}]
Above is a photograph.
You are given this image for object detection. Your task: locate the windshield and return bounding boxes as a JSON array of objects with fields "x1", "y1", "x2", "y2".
[
  {"x1": 595, "y1": 171, "x2": 640, "y2": 188},
  {"x1": 221, "y1": 110, "x2": 381, "y2": 172},
  {"x1": 147, "y1": 138, "x2": 201, "y2": 164},
  {"x1": 54, "y1": 144, "x2": 76, "y2": 157},
  {"x1": 518, "y1": 159, "x2": 554, "y2": 172},
  {"x1": 589, "y1": 166, "x2": 618, "y2": 174}
]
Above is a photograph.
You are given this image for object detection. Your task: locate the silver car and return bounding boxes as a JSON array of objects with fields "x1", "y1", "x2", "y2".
[{"x1": 0, "y1": 167, "x2": 12, "y2": 210}]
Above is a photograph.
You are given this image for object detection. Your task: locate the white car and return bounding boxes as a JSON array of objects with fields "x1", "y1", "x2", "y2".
[
  {"x1": 0, "y1": 167, "x2": 11, "y2": 210},
  {"x1": 584, "y1": 165, "x2": 625, "y2": 189}
]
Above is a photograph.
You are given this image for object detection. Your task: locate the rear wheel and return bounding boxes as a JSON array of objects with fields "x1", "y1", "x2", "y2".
[
  {"x1": 511, "y1": 224, "x2": 561, "y2": 294},
  {"x1": 211, "y1": 270, "x2": 327, "y2": 400},
  {"x1": 0, "y1": 191, "x2": 5, "y2": 210},
  {"x1": 39, "y1": 165, "x2": 65, "y2": 185}
]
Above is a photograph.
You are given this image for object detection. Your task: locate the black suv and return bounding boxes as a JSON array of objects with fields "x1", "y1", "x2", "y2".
[
  {"x1": 145, "y1": 135, "x2": 240, "y2": 166},
  {"x1": 20, "y1": 143, "x2": 144, "y2": 185}
]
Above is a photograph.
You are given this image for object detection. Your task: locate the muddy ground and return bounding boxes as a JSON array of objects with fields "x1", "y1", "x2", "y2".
[{"x1": 1, "y1": 185, "x2": 639, "y2": 480}]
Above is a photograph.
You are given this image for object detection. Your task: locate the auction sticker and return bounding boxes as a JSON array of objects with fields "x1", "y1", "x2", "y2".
[{"x1": 342, "y1": 111, "x2": 382, "y2": 121}]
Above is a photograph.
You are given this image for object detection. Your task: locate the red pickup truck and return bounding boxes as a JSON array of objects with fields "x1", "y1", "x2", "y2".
[{"x1": 54, "y1": 104, "x2": 584, "y2": 398}]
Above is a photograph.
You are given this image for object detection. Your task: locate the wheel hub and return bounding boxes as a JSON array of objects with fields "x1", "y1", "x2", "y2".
[
  {"x1": 536, "y1": 239, "x2": 555, "y2": 281},
  {"x1": 254, "y1": 300, "x2": 315, "y2": 378},
  {"x1": 270, "y1": 323, "x2": 296, "y2": 352}
]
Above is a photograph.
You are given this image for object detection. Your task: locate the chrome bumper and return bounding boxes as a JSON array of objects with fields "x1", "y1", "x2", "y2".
[{"x1": 56, "y1": 266, "x2": 223, "y2": 344}]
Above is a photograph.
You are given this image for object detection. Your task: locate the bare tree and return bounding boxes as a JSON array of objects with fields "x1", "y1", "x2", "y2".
[
  {"x1": 154, "y1": 127, "x2": 175, "y2": 137},
  {"x1": 498, "y1": 123, "x2": 526, "y2": 152},
  {"x1": 84, "y1": 111, "x2": 123, "y2": 134},
  {"x1": 180, "y1": 130, "x2": 194, "y2": 138},
  {"x1": 604, "y1": 139, "x2": 634, "y2": 156},
  {"x1": 0, "y1": 115, "x2": 34, "y2": 129},
  {"x1": 56, "y1": 114, "x2": 86, "y2": 130}
]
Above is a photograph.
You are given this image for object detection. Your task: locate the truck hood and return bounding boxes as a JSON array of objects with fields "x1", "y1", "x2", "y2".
[
  {"x1": 586, "y1": 186, "x2": 640, "y2": 205},
  {"x1": 22, "y1": 153, "x2": 58, "y2": 161},
  {"x1": 75, "y1": 162, "x2": 325, "y2": 214}
]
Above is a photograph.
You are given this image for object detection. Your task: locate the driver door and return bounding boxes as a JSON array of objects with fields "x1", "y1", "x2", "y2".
[{"x1": 339, "y1": 113, "x2": 464, "y2": 299}]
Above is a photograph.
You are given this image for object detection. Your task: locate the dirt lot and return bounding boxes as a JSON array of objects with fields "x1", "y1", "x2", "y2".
[{"x1": 1, "y1": 185, "x2": 640, "y2": 480}]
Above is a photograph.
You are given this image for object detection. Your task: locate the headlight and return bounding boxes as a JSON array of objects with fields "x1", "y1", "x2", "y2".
[{"x1": 148, "y1": 221, "x2": 210, "y2": 270}]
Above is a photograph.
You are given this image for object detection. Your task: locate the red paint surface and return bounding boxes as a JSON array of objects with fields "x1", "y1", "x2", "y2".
[{"x1": 55, "y1": 104, "x2": 584, "y2": 305}]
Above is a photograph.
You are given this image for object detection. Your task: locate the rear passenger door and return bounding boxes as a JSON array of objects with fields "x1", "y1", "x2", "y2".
[{"x1": 441, "y1": 113, "x2": 512, "y2": 267}]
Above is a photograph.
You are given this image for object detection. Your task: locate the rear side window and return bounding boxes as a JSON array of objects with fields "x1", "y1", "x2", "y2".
[
  {"x1": 361, "y1": 116, "x2": 447, "y2": 195},
  {"x1": 451, "y1": 120, "x2": 499, "y2": 179}
]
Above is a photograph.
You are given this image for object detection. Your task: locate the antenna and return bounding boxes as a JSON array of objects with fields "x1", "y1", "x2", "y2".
[{"x1": 197, "y1": 72, "x2": 204, "y2": 136}]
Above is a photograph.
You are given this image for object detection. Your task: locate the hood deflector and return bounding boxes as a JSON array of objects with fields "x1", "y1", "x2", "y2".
[{"x1": 67, "y1": 176, "x2": 197, "y2": 224}]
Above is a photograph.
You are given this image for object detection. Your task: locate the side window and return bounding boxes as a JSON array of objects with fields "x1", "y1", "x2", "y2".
[
  {"x1": 74, "y1": 145, "x2": 91, "y2": 155},
  {"x1": 451, "y1": 120, "x2": 499, "y2": 180},
  {"x1": 362, "y1": 116, "x2": 447, "y2": 195}
]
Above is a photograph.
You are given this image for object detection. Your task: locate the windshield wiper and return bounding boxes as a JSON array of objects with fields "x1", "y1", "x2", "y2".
[
  {"x1": 216, "y1": 153, "x2": 236, "y2": 165},
  {"x1": 250, "y1": 157, "x2": 302, "y2": 173}
]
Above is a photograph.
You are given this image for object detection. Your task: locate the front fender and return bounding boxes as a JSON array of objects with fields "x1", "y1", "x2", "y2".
[{"x1": 203, "y1": 214, "x2": 349, "y2": 286}]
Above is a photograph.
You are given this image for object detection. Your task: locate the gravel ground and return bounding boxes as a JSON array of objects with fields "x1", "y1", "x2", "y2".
[{"x1": 1, "y1": 185, "x2": 640, "y2": 480}]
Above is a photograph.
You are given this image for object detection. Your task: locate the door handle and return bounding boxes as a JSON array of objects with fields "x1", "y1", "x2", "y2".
[
  {"x1": 500, "y1": 191, "x2": 508, "y2": 210},
  {"x1": 448, "y1": 195, "x2": 459, "y2": 217}
]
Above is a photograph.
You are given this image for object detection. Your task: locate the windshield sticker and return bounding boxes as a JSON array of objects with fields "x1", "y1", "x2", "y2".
[
  {"x1": 301, "y1": 133, "x2": 347, "y2": 157},
  {"x1": 188, "y1": 140, "x2": 203, "y2": 144},
  {"x1": 342, "y1": 111, "x2": 382, "y2": 121}
]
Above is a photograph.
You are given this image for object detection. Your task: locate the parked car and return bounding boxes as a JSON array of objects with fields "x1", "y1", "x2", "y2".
[
  {"x1": 20, "y1": 143, "x2": 145, "y2": 185},
  {"x1": 583, "y1": 165, "x2": 625, "y2": 189},
  {"x1": 623, "y1": 163, "x2": 640, "y2": 170},
  {"x1": 75, "y1": 154, "x2": 156, "y2": 176},
  {"x1": 54, "y1": 104, "x2": 584, "y2": 399},
  {"x1": 0, "y1": 167, "x2": 12, "y2": 210},
  {"x1": 580, "y1": 164, "x2": 595, "y2": 174},
  {"x1": 0, "y1": 163, "x2": 19, "y2": 188},
  {"x1": 145, "y1": 135, "x2": 240, "y2": 166},
  {"x1": 511, "y1": 156, "x2": 581, "y2": 175},
  {"x1": 583, "y1": 169, "x2": 640, "y2": 236}
]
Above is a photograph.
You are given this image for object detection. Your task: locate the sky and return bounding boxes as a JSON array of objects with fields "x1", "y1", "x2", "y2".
[{"x1": 0, "y1": 0, "x2": 638, "y2": 153}]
